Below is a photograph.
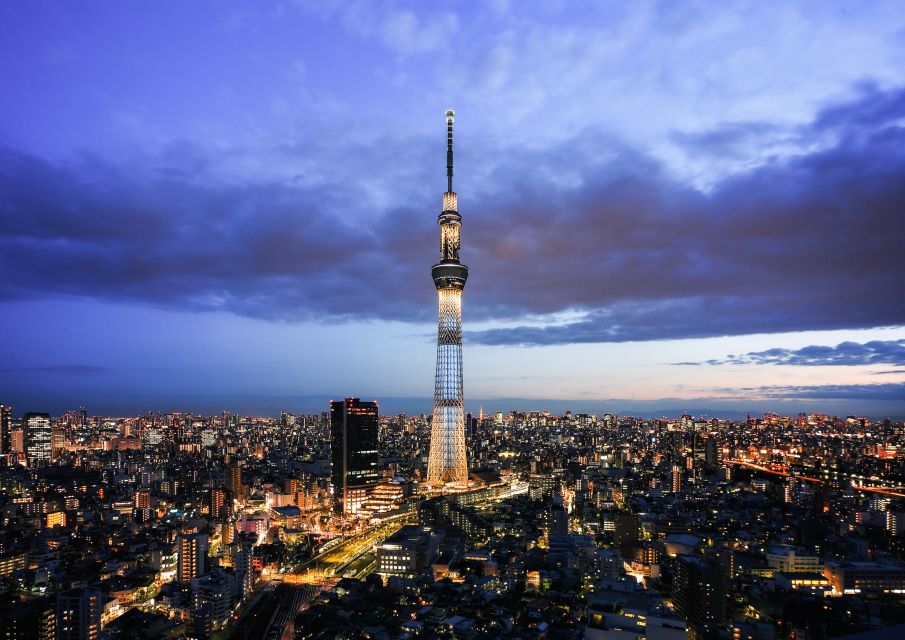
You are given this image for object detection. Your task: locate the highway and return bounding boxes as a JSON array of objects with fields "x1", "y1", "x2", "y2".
[{"x1": 726, "y1": 459, "x2": 905, "y2": 497}]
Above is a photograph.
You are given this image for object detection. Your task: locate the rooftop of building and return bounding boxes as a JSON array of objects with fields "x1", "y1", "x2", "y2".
[{"x1": 380, "y1": 526, "x2": 438, "y2": 552}]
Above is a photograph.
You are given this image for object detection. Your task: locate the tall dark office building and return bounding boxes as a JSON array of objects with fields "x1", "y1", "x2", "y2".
[
  {"x1": 673, "y1": 554, "x2": 726, "y2": 639},
  {"x1": 705, "y1": 436, "x2": 722, "y2": 467},
  {"x1": 613, "y1": 512, "x2": 642, "y2": 546},
  {"x1": 0, "y1": 596, "x2": 55, "y2": 640},
  {"x1": 56, "y1": 587, "x2": 102, "y2": 640},
  {"x1": 24, "y1": 412, "x2": 52, "y2": 468},
  {"x1": 0, "y1": 405, "x2": 11, "y2": 455},
  {"x1": 330, "y1": 398, "x2": 379, "y2": 515}
]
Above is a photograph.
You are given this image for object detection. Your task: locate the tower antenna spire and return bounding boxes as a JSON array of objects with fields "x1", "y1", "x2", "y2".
[{"x1": 445, "y1": 108, "x2": 455, "y2": 192}]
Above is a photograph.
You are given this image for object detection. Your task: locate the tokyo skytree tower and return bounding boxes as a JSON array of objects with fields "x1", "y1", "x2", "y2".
[{"x1": 427, "y1": 109, "x2": 469, "y2": 487}]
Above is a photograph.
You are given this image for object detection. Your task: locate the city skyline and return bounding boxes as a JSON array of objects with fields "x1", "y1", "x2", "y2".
[
  {"x1": 2, "y1": 1, "x2": 905, "y2": 417},
  {"x1": 2, "y1": 5, "x2": 905, "y2": 637}
]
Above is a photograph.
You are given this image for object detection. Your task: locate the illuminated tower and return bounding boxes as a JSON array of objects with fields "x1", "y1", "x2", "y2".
[{"x1": 427, "y1": 109, "x2": 469, "y2": 487}]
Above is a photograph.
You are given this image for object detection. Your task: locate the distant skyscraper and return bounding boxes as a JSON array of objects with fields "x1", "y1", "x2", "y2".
[
  {"x1": 51, "y1": 424, "x2": 65, "y2": 461},
  {"x1": 427, "y1": 109, "x2": 469, "y2": 487},
  {"x1": 705, "y1": 436, "x2": 721, "y2": 467},
  {"x1": 56, "y1": 587, "x2": 102, "y2": 640},
  {"x1": 330, "y1": 398, "x2": 379, "y2": 514},
  {"x1": 0, "y1": 405, "x2": 11, "y2": 455},
  {"x1": 24, "y1": 412, "x2": 52, "y2": 468}
]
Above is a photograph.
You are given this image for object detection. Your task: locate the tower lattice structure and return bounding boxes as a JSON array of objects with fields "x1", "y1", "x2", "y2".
[{"x1": 427, "y1": 109, "x2": 469, "y2": 487}]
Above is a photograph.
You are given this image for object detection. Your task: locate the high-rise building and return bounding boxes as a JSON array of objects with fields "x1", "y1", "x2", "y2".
[
  {"x1": 190, "y1": 573, "x2": 233, "y2": 629},
  {"x1": 228, "y1": 462, "x2": 243, "y2": 503},
  {"x1": 208, "y1": 488, "x2": 228, "y2": 519},
  {"x1": 529, "y1": 474, "x2": 561, "y2": 501},
  {"x1": 133, "y1": 489, "x2": 151, "y2": 510},
  {"x1": 233, "y1": 545, "x2": 253, "y2": 598},
  {"x1": 24, "y1": 412, "x2": 52, "y2": 468},
  {"x1": 177, "y1": 533, "x2": 208, "y2": 582},
  {"x1": 427, "y1": 109, "x2": 469, "y2": 487},
  {"x1": 56, "y1": 587, "x2": 102, "y2": 640},
  {"x1": 45, "y1": 511, "x2": 66, "y2": 529},
  {"x1": 51, "y1": 424, "x2": 65, "y2": 461},
  {"x1": 133, "y1": 488, "x2": 152, "y2": 523},
  {"x1": 545, "y1": 504, "x2": 568, "y2": 541},
  {"x1": 0, "y1": 596, "x2": 55, "y2": 640},
  {"x1": 614, "y1": 513, "x2": 643, "y2": 546},
  {"x1": 705, "y1": 436, "x2": 722, "y2": 467},
  {"x1": 11, "y1": 428, "x2": 25, "y2": 456},
  {"x1": 0, "y1": 405, "x2": 11, "y2": 455},
  {"x1": 221, "y1": 521, "x2": 235, "y2": 546},
  {"x1": 673, "y1": 555, "x2": 726, "y2": 639},
  {"x1": 671, "y1": 465, "x2": 683, "y2": 493},
  {"x1": 330, "y1": 398, "x2": 379, "y2": 514}
]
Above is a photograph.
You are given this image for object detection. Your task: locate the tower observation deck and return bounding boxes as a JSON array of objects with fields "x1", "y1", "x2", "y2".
[{"x1": 427, "y1": 109, "x2": 469, "y2": 487}]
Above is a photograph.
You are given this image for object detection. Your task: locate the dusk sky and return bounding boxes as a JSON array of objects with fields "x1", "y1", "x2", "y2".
[{"x1": 2, "y1": 1, "x2": 904, "y2": 418}]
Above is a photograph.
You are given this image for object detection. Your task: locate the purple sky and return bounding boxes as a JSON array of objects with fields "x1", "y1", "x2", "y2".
[{"x1": 1, "y1": 1, "x2": 904, "y2": 418}]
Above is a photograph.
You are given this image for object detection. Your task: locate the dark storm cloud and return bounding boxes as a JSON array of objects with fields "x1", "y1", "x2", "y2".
[
  {"x1": 0, "y1": 147, "x2": 436, "y2": 321},
  {"x1": 466, "y1": 84, "x2": 905, "y2": 344},
  {"x1": 813, "y1": 81, "x2": 905, "y2": 131},
  {"x1": 1, "y1": 84, "x2": 904, "y2": 342},
  {"x1": 675, "y1": 339, "x2": 905, "y2": 367},
  {"x1": 671, "y1": 121, "x2": 788, "y2": 159}
]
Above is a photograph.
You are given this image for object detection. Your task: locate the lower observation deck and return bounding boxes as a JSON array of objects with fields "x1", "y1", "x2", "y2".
[{"x1": 431, "y1": 262, "x2": 468, "y2": 290}]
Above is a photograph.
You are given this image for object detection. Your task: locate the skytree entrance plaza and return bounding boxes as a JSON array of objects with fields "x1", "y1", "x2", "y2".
[{"x1": 427, "y1": 109, "x2": 469, "y2": 488}]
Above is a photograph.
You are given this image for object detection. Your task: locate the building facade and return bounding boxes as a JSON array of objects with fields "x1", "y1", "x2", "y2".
[
  {"x1": 177, "y1": 533, "x2": 208, "y2": 583},
  {"x1": 673, "y1": 555, "x2": 726, "y2": 639},
  {"x1": 376, "y1": 526, "x2": 441, "y2": 578},
  {"x1": 330, "y1": 398, "x2": 379, "y2": 514},
  {"x1": 56, "y1": 587, "x2": 102, "y2": 640},
  {"x1": 25, "y1": 412, "x2": 52, "y2": 468},
  {"x1": 0, "y1": 405, "x2": 11, "y2": 456}
]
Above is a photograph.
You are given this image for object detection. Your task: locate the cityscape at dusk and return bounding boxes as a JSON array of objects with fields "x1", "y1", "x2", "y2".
[
  {"x1": 1, "y1": 2, "x2": 905, "y2": 640},
  {"x1": 1, "y1": 1, "x2": 904, "y2": 417}
]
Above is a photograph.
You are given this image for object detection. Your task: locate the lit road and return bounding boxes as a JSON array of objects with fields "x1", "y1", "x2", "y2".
[
  {"x1": 279, "y1": 514, "x2": 417, "y2": 585},
  {"x1": 275, "y1": 482, "x2": 529, "y2": 585},
  {"x1": 727, "y1": 459, "x2": 825, "y2": 483}
]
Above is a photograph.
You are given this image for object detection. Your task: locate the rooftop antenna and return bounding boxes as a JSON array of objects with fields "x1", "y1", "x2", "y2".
[{"x1": 445, "y1": 108, "x2": 455, "y2": 193}]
